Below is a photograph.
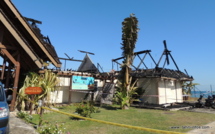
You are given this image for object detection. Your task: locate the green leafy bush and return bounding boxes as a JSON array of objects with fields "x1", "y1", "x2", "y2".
[
  {"x1": 17, "y1": 111, "x2": 33, "y2": 123},
  {"x1": 74, "y1": 101, "x2": 99, "y2": 118}
]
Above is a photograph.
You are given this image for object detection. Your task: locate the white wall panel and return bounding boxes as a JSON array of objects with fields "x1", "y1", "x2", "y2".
[{"x1": 58, "y1": 77, "x2": 70, "y2": 86}]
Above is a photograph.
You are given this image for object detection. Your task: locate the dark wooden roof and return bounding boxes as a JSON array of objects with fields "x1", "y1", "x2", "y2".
[
  {"x1": 0, "y1": 0, "x2": 61, "y2": 71},
  {"x1": 130, "y1": 68, "x2": 193, "y2": 81},
  {"x1": 98, "y1": 68, "x2": 193, "y2": 81}
]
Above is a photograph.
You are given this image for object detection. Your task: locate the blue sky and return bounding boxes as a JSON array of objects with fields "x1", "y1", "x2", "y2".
[{"x1": 11, "y1": 0, "x2": 215, "y2": 91}]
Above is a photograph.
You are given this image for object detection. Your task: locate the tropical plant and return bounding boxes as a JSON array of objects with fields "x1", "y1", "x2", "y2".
[
  {"x1": 182, "y1": 81, "x2": 199, "y2": 95},
  {"x1": 16, "y1": 70, "x2": 60, "y2": 111},
  {"x1": 39, "y1": 69, "x2": 60, "y2": 104},
  {"x1": 116, "y1": 14, "x2": 139, "y2": 109},
  {"x1": 16, "y1": 72, "x2": 41, "y2": 111},
  {"x1": 114, "y1": 77, "x2": 139, "y2": 108}
]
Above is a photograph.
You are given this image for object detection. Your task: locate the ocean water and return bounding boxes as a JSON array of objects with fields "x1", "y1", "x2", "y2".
[{"x1": 191, "y1": 90, "x2": 215, "y2": 98}]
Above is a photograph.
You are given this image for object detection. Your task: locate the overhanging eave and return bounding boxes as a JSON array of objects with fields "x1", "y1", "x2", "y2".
[
  {"x1": 4, "y1": 0, "x2": 61, "y2": 68},
  {"x1": 0, "y1": 11, "x2": 42, "y2": 68}
]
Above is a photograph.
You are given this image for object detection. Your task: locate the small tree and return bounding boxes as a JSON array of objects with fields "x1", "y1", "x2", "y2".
[
  {"x1": 182, "y1": 81, "x2": 199, "y2": 99},
  {"x1": 115, "y1": 14, "x2": 139, "y2": 109},
  {"x1": 16, "y1": 70, "x2": 60, "y2": 111},
  {"x1": 115, "y1": 77, "x2": 139, "y2": 109}
]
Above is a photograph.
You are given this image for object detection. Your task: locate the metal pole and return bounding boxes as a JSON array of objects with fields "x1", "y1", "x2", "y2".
[
  {"x1": 64, "y1": 60, "x2": 66, "y2": 71},
  {"x1": 194, "y1": 85, "x2": 196, "y2": 97}
]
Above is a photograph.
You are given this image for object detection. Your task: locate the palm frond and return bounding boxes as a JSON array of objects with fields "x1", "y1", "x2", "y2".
[{"x1": 16, "y1": 70, "x2": 60, "y2": 110}]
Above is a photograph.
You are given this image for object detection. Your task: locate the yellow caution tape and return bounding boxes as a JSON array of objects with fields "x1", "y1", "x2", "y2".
[
  {"x1": 42, "y1": 106, "x2": 185, "y2": 134},
  {"x1": 16, "y1": 92, "x2": 184, "y2": 134}
]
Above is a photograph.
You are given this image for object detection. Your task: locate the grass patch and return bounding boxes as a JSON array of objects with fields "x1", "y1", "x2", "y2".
[{"x1": 31, "y1": 104, "x2": 215, "y2": 134}]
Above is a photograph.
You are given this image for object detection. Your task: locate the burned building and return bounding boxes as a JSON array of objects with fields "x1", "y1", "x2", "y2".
[{"x1": 112, "y1": 40, "x2": 193, "y2": 105}]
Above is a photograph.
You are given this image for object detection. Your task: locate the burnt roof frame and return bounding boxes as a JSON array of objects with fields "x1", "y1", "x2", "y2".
[
  {"x1": 112, "y1": 50, "x2": 156, "y2": 71},
  {"x1": 155, "y1": 40, "x2": 180, "y2": 71}
]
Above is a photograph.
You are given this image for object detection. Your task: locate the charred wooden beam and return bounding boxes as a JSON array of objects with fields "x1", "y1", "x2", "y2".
[
  {"x1": 112, "y1": 57, "x2": 124, "y2": 61},
  {"x1": 136, "y1": 53, "x2": 148, "y2": 69},
  {"x1": 24, "y1": 17, "x2": 42, "y2": 24},
  {"x1": 0, "y1": 43, "x2": 17, "y2": 65},
  {"x1": 78, "y1": 50, "x2": 95, "y2": 55},
  {"x1": 134, "y1": 50, "x2": 151, "y2": 55},
  {"x1": 58, "y1": 57, "x2": 83, "y2": 62},
  {"x1": 0, "y1": 25, "x2": 4, "y2": 43}
]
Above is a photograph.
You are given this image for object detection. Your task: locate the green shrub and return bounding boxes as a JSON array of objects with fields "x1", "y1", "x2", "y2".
[
  {"x1": 17, "y1": 111, "x2": 33, "y2": 123},
  {"x1": 74, "y1": 101, "x2": 99, "y2": 118}
]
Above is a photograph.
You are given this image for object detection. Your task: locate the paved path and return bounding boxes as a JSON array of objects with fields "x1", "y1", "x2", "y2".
[
  {"x1": 187, "y1": 121, "x2": 215, "y2": 134},
  {"x1": 185, "y1": 108, "x2": 215, "y2": 134},
  {"x1": 9, "y1": 112, "x2": 38, "y2": 134}
]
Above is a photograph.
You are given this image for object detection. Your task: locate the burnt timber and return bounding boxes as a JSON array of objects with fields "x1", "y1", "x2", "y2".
[
  {"x1": 0, "y1": 0, "x2": 61, "y2": 111},
  {"x1": 112, "y1": 44, "x2": 193, "y2": 81}
]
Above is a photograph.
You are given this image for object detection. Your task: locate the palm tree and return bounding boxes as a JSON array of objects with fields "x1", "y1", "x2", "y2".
[
  {"x1": 182, "y1": 81, "x2": 199, "y2": 100},
  {"x1": 116, "y1": 14, "x2": 139, "y2": 109}
]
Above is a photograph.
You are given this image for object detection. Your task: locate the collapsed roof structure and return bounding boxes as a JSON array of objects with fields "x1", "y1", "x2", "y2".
[
  {"x1": 111, "y1": 40, "x2": 193, "y2": 105},
  {"x1": 112, "y1": 40, "x2": 193, "y2": 81}
]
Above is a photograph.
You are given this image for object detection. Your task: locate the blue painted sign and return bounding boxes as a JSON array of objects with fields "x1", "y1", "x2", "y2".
[{"x1": 72, "y1": 76, "x2": 94, "y2": 90}]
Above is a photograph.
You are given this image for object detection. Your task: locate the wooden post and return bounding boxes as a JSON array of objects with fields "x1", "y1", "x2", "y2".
[
  {"x1": 39, "y1": 100, "x2": 44, "y2": 117},
  {"x1": 10, "y1": 55, "x2": 20, "y2": 111},
  {"x1": 100, "y1": 79, "x2": 106, "y2": 107},
  {"x1": 91, "y1": 90, "x2": 94, "y2": 102},
  {"x1": 38, "y1": 99, "x2": 44, "y2": 127},
  {"x1": 5, "y1": 62, "x2": 12, "y2": 88},
  {"x1": 1, "y1": 59, "x2": 6, "y2": 80},
  {"x1": 68, "y1": 76, "x2": 72, "y2": 104},
  {"x1": 29, "y1": 95, "x2": 34, "y2": 115}
]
